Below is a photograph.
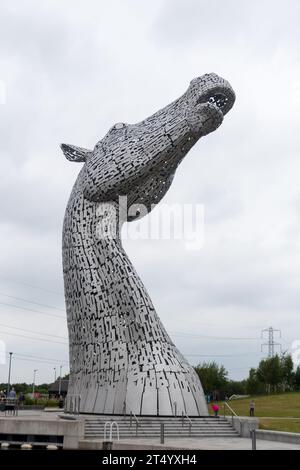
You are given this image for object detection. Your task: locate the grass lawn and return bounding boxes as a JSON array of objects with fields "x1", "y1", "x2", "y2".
[
  {"x1": 259, "y1": 418, "x2": 300, "y2": 433},
  {"x1": 213, "y1": 392, "x2": 300, "y2": 418},
  {"x1": 208, "y1": 392, "x2": 300, "y2": 433}
]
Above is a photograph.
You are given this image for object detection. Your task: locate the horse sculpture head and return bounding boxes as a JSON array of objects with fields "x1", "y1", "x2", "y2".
[{"x1": 61, "y1": 73, "x2": 235, "y2": 221}]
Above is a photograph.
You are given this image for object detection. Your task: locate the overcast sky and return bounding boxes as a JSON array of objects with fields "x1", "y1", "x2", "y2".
[{"x1": 0, "y1": 0, "x2": 300, "y2": 385}]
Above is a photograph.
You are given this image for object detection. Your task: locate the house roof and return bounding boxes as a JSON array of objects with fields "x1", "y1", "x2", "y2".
[{"x1": 48, "y1": 379, "x2": 69, "y2": 393}]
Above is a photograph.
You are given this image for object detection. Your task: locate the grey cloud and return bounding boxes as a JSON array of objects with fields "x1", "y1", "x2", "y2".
[{"x1": 153, "y1": 0, "x2": 300, "y2": 54}]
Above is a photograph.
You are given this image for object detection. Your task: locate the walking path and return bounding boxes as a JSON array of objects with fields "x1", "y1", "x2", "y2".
[{"x1": 108, "y1": 436, "x2": 300, "y2": 450}]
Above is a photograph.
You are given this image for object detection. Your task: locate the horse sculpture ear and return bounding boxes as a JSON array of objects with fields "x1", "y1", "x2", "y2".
[{"x1": 60, "y1": 143, "x2": 92, "y2": 162}]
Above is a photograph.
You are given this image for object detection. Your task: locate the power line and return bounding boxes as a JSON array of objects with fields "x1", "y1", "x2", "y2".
[
  {"x1": 0, "y1": 330, "x2": 68, "y2": 345},
  {"x1": 0, "y1": 277, "x2": 64, "y2": 297},
  {"x1": 0, "y1": 289, "x2": 279, "y2": 346},
  {"x1": 0, "y1": 301, "x2": 65, "y2": 319},
  {"x1": 0, "y1": 326, "x2": 264, "y2": 357},
  {"x1": 0, "y1": 352, "x2": 69, "y2": 373},
  {"x1": 0, "y1": 323, "x2": 67, "y2": 340},
  {"x1": 14, "y1": 353, "x2": 68, "y2": 363},
  {"x1": 0, "y1": 322, "x2": 261, "y2": 344},
  {"x1": 6, "y1": 356, "x2": 68, "y2": 367},
  {"x1": 5, "y1": 352, "x2": 68, "y2": 364},
  {"x1": 0, "y1": 326, "x2": 265, "y2": 359},
  {"x1": 184, "y1": 352, "x2": 263, "y2": 357},
  {"x1": 170, "y1": 331, "x2": 261, "y2": 341},
  {"x1": 6, "y1": 322, "x2": 250, "y2": 345},
  {"x1": 0, "y1": 292, "x2": 65, "y2": 312}
]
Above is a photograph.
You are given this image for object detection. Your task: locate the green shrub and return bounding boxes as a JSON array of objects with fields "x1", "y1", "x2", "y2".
[{"x1": 23, "y1": 397, "x2": 59, "y2": 407}]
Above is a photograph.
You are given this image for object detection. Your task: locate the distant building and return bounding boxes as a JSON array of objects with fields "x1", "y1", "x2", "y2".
[{"x1": 48, "y1": 379, "x2": 69, "y2": 398}]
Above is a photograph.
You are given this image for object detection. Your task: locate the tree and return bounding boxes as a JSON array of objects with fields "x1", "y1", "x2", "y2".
[
  {"x1": 294, "y1": 366, "x2": 300, "y2": 390},
  {"x1": 256, "y1": 355, "x2": 282, "y2": 393},
  {"x1": 224, "y1": 380, "x2": 247, "y2": 397},
  {"x1": 280, "y1": 353, "x2": 294, "y2": 391},
  {"x1": 194, "y1": 362, "x2": 228, "y2": 395},
  {"x1": 246, "y1": 368, "x2": 264, "y2": 395}
]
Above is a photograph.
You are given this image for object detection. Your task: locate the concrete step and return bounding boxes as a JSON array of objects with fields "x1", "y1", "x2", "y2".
[
  {"x1": 85, "y1": 426, "x2": 239, "y2": 430},
  {"x1": 85, "y1": 426, "x2": 234, "y2": 430},
  {"x1": 85, "y1": 430, "x2": 237, "y2": 433},
  {"x1": 85, "y1": 430, "x2": 236, "y2": 434},
  {"x1": 85, "y1": 422, "x2": 233, "y2": 425},
  {"x1": 86, "y1": 434, "x2": 234, "y2": 437},
  {"x1": 84, "y1": 432, "x2": 239, "y2": 440},
  {"x1": 84, "y1": 415, "x2": 239, "y2": 439}
]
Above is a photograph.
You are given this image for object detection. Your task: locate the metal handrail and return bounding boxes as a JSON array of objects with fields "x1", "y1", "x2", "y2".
[
  {"x1": 104, "y1": 421, "x2": 120, "y2": 441},
  {"x1": 104, "y1": 421, "x2": 110, "y2": 440},
  {"x1": 181, "y1": 411, "x2": 193, "y2": 436},
  {"x1": 223, "y1": 402, "x2": 243, "y2": 433},
  {"x1": 181, "y1": 411, "x2": 192, "y2": 436},
  {"x1": 160, "y1": 423, "x2": 165, "y2": 444},
  {"x1": 223, "y1": 401, "x2": 239, "y2": 418},
  {"x1": 0, "y1": 398, "x2": 18, "y2": 404},
  {"x1": 129, "y1": 411, "x2": 140, "y2": 427},
  {"x1": 129, "y1": 412, "x2": 140, "y2": 436},
  {"x1": 181, "y1": 411, "x2": 192, "y2": 426},
  {"x1": 0, "y1": 398, "x2": 19, "y2": 416},
  {"x1": 223, "y1": 401, "x2": 258, "y2": 439}
]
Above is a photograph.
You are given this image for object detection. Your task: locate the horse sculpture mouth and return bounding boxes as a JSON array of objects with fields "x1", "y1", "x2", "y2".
[
  {"x1": 207, "y1": 93, "x2": 229, "y2": 109},
  {"x1": 196, "y1": 88, "x2": 234, "y2": 115}
]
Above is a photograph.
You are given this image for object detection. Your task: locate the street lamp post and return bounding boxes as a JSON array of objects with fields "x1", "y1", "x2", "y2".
[
  {"x1": 54, "y1": 367, "x2": 57, "y2": 382},
  {"x1": 7, "y1": 352, "x2": 13, "y2": 397},
  {"x1": 32, "y1": 369, "x2": 38, "y2": 396},
  {"x1": 58, "y1": 365, "x2": 63, "y2": 396}
]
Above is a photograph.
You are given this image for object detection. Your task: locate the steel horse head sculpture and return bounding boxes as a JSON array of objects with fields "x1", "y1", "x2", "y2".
[{"x1": 62, "y1": 73, "x2": 235, "y2": 415}]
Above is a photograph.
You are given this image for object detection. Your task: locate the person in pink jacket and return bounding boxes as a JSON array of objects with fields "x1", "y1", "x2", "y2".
[{"x1": 211, "y1": 402, "x2": 219, "y2": 417}]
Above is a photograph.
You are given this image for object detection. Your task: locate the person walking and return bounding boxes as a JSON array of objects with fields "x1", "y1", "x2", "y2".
[
  {"x1": 18, "y1": 392, "x2": 25, "y2": 408},
  {"x1": 211, "y1": 402, "x2": 219, "y2": 417},
  {"x1": 8, "y1": 387, "x2": 16, "y2": 400},
  {"x1": 249, "y1": 400, "x2": 255, "y2": 417}
]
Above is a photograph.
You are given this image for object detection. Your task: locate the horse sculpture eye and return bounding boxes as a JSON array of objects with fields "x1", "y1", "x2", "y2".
[{"x1": 114, "y1": 122, "x2": 126, "y2": 129}]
